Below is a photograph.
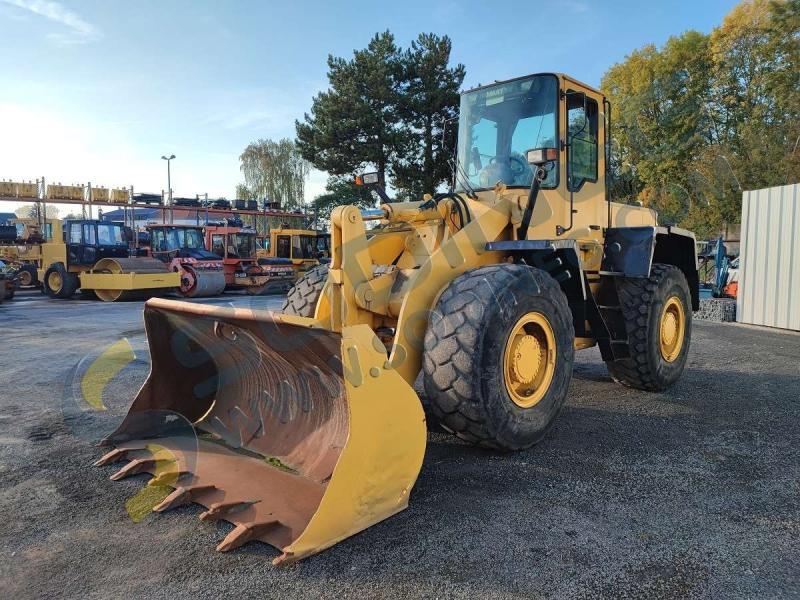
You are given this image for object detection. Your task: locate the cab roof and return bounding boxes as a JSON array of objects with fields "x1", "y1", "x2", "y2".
[{"x1": 462, "y1": 72, "x2": 604, "y2": 98}]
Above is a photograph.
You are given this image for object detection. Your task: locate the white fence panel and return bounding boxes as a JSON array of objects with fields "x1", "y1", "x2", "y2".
[{"x1": 737, "y1": 183, "x2": 800, "y2": 331}]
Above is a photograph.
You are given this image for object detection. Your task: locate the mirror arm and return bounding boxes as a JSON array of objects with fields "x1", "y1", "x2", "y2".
[{"x1": 517, "y1": 167, "x2": 546, "y2": 241}]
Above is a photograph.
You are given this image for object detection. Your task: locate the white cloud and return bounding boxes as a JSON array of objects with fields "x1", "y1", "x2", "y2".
[{"x1": 1, "y1": 0, "x2": 99, "y2": 44}]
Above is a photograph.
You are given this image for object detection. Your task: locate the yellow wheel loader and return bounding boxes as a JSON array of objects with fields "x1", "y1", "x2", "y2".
[
  {"x1": 40, "y1": 219, "x2": 180, "y2": 301},
  {"x1": 96, "y1": 72, "x2": 698, "y2": 563}
]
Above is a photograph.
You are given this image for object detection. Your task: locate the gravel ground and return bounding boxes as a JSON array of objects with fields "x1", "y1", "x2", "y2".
[{"x1": 0, "y1": 289, "x2": 798, "y2": 599}]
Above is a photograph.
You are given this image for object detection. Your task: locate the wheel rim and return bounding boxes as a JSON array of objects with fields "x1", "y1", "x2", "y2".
[
  {"x1": 503, "y1": 312, "x2": 557, "y2": 408},
  {"x1": 19, "y1": 270, "x2": 32, "y2": 286},
  {"x1": 659, "y1": 295, "x2": 685, "y2": 362},
  {"x1": 48, "y1": 271, "x2": 62, "y2": 293}
]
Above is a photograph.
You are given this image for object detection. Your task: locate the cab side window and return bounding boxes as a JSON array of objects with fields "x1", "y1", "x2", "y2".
[
  {"x1": 277, "y1": 235, "x2": 291, "y2": 259},
  {"x1": 83, "y1": 224, "x2": 97, "y2": 245},
  {"x1": 211, "y1": 234, "x2": 225, "y2": 257},
  {"x1": 567, "y1": 93, "x2": 598, "y2": 191},
  {"x1": 69, "y1": 223, "x2": 82, "y2": 244}
]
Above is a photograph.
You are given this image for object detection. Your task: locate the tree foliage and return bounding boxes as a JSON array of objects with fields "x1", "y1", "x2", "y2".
[
  {"x1": 234, "y1": 183, "x2": 251, "y2": 200},
  {"x1": 15, "y1": 204, "x2": 59, "y2": 220},
  {"x1": 602, "y1": 0, "x2": 799, "y2": 238},
  {"x1": 239, "y1": 138, "x2": 310, "y2": 210},
  {"x1": 296, "y1": 31, "x2": 464, "y2": 201},
  {"x1": 393, "y1": 34, "x2": 465, "y2": 200}
]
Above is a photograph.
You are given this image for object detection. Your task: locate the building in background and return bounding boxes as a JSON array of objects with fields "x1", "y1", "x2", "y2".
[{"x1": 737, "y1": 183, "x2": 800, "y2": 332}]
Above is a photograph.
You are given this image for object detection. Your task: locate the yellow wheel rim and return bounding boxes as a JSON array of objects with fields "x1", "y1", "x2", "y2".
[
  {"x1": 48, "y1": 271, "x2": 62, "y2": 293},
  {"x1": 503, "y1": 312, "x2": 557, "y2": 408},
  {"x1": 19, "y1": 270, "x2": 32, "y2": 286},
  {"x1": 659, "y1": 296, "x2": 685, "y2": 362}
]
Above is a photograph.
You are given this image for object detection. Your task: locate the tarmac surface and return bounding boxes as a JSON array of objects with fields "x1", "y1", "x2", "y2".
[{"x1": 0, "y1": 289, "x2": 798, "y2": 599}]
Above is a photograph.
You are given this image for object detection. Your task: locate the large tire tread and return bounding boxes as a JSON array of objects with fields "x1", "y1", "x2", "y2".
[
  {"x1": 281, "y1": 264, "x2": 328, "y2": 317},
  {"x1": 423, "y1": 264, "x2": 574, "y2": 451},
  {"x1": 605, "y1": 263, "x2": 691, "y2": 391}
]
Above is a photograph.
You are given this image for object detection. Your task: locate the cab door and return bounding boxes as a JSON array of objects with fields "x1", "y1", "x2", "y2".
[
  {"x1": 65, "y1": 222, "x2": 97, "y2": 266},
  {"x1": 276, "y1": 235, "x2": 291, "y2": 259},
  {"x1": 557, "y1": 80, "x2": 606, "y2": 242}
]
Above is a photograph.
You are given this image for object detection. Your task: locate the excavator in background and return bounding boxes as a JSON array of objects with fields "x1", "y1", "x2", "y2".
[
  {"x1": 98, "y1": 72, "x2": 699, "y2": 564},
  {"x1": 40, "y1": 219, "x2": 179, "y2": 301},
  {"x1": 146, "y1": 224, "x2": 226, "y2": 298},
  {"x1": 205, "y1": 223, "x2": 294, "y2": 294}
]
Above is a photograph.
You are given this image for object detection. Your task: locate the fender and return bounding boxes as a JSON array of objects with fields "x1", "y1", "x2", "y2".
[{"x1": 602, "y1": 226, "x2": 699, "y2": 310}]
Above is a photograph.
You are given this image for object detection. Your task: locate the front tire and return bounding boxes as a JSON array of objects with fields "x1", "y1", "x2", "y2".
[
  {"x1": 604, "y1": 263, "x2": 692, "y2": 391},
  {"x1": 281, "y1": 264, "x2": 328, "y2": 317},
  {"x1": 423, "y1": 264, "x2": 575, "y2": 451},
  {"x1": 43, "y1": 264, "x2": 78, "y2": 299}
]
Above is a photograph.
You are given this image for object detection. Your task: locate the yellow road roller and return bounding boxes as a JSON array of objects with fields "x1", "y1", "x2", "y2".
[{"x1": 40, "y1": 219, "x2": 179, "y2": 301}]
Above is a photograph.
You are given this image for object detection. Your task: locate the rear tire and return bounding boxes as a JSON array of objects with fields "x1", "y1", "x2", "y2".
[
  {"x1": 423, "y1": 264, "x2": 575, "y2": 451},
  {"x1": 281, "y1": 264, "x2": 328, "y2": 317},
  {"x1": 604, "y1": 263, "x2": 692, "y2": 391},
  {"x1": 43, "y1": 264, "x2": 78, "y2": 299}
]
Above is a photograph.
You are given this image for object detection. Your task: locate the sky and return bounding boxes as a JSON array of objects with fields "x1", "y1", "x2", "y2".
[{"x1": 0, "y1": 0, "x2": 739, "y2": 213}]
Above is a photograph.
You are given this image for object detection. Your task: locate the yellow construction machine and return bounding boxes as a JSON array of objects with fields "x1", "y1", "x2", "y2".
[
  {"x1": 97, "y1": 73, "x2": 698, "y2": 563},
  {"x1": 40, "y1": 218, "x2": 179, "y2": 301},
  {"x1": 256, "y1": 227, "x2": 330, "y2": 275},
  {"x1": 0, "y1": 217, "x2": 60, "y2": 287}
]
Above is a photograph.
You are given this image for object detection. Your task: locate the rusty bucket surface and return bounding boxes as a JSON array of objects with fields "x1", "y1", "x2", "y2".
[{"x1": 96, "y1": 298, "x2": 426, "y2": 564}]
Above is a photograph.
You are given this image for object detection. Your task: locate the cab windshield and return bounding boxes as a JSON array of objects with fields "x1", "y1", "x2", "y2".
[
  {"x1": 457, "y1": 74, "x2": 558, "y2": 190},
  {"x1": 152, "y1": 227, "x2": 205, "y2": 251},
  {"x1": 229, "y1": 233, "x2": 255, "y2": 258},
  {"x1": 183, "y1": 228, "x2": 205, "y2": 249}
]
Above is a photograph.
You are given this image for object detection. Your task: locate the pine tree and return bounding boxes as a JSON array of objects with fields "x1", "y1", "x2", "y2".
[
  {"x1": 295, "y1": 31, "x2": 406, "y2": 187},
  {"x1": 393, "y1": 34, "x2": 465, "y2": 199}
]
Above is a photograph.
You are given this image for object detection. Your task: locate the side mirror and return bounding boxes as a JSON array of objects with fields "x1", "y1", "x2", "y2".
[
  {"x1": 355, "y1": 172, "x2": 380, "y2": 186},
  {"x1": 526, "y1": 147, "x2": 558, "y2": 166},
  {"x1": 355, "y1": 172, "x2": 391, "y2": 203}
]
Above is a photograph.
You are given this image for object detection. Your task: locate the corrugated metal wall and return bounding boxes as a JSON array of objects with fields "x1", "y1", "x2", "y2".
[{"x1": 737, "y1": 183, "x2": 800, "y2": 331}]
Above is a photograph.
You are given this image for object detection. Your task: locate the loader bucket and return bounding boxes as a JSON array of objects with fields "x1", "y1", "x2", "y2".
[{"x1": 96, "y1": 298, "x2": 426, "y2": 564}]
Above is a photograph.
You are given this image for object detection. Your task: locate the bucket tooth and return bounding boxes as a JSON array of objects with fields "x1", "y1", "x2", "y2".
[
  {"x1": 199, "y1": 500, "x2": 257, "y2": 522},
  {"x1": 147, "y1": 470, "x2": 190, "y2": 488},
  {"x1": 216, "y1": 520, "x2": 279, "y2": 552},
  {"x1": 93, "y1": 448, "x2": 128, "y2": 467},
  {"x1": 109, "y1": 458, "x2": 158, "y2": 480},
  {"x1": 152, "y1": 484, "x2": 217, "y2": 513},
  {"x1": 109, "y1": 457, "x2": 177, "y2": 481}
]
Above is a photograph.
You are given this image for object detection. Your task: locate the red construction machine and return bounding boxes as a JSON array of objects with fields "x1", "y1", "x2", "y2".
[{"x1": 205, "y1": 223, "x2": 294, "y2": 294}]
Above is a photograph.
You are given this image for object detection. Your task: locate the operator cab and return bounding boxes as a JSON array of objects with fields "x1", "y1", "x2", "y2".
[
  {"x1": 209, "y1": 228, "x2": 258, "y2": 260},
  {"x1": 273, "y1": 230, "x2": 329, "y2": 260},
  {"x1": 149, "y1": 226, "x2": 218, "y2": 261},
  {"x1": 63, "y1": 219, "x2": 128, "y2": 266}
]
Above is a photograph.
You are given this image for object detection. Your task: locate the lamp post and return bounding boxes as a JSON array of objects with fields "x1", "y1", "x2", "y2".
[{"x1": 161, "y1": 154, "x2": 175, "y2": 223}]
